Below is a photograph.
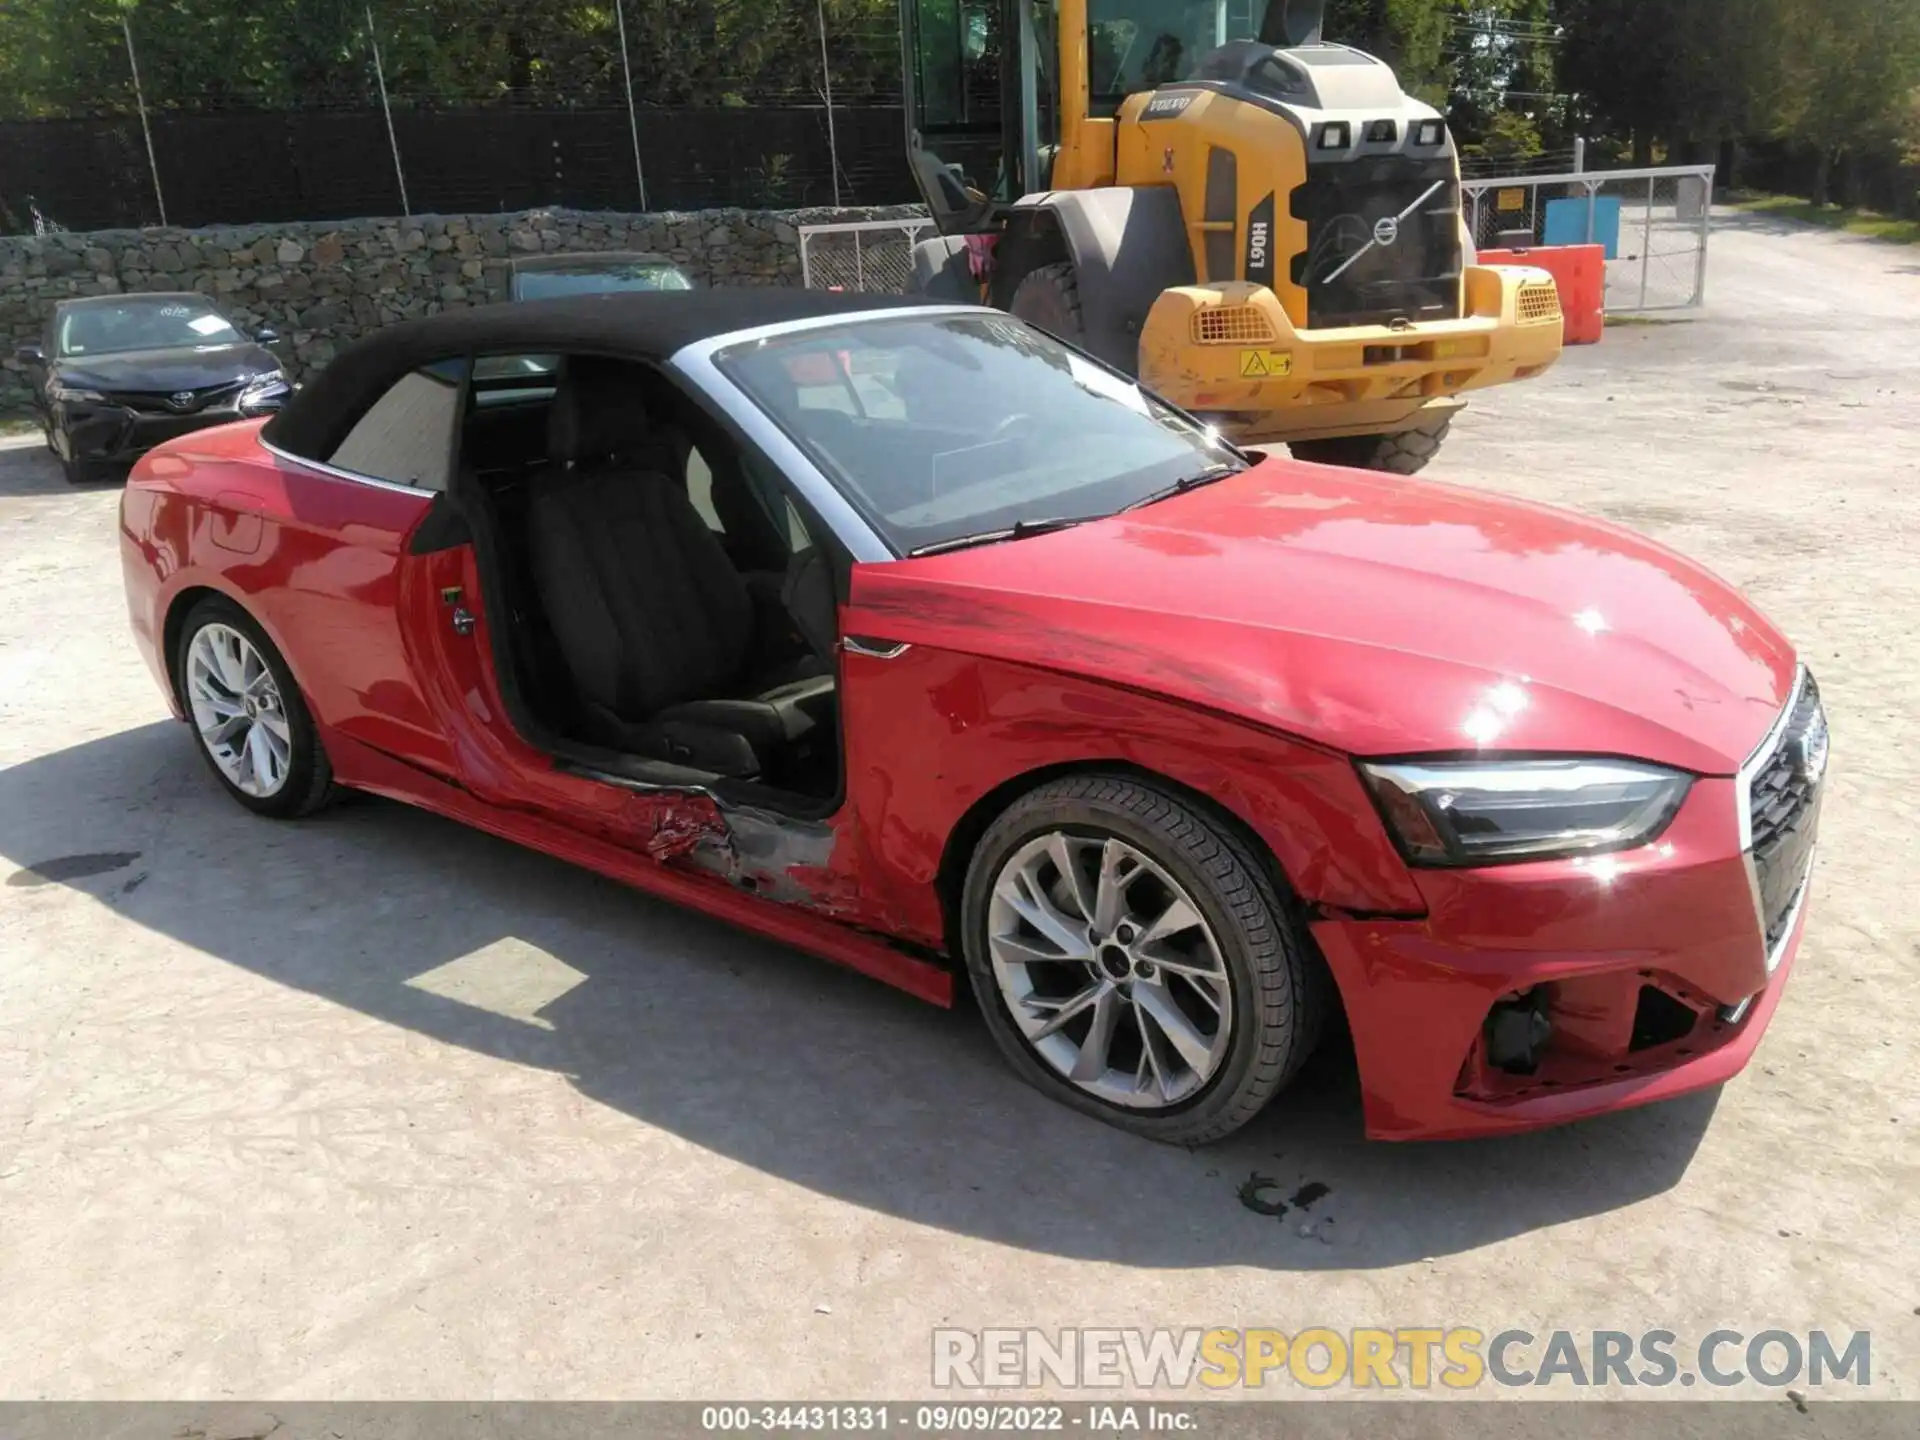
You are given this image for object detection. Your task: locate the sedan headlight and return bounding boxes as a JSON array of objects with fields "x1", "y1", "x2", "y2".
[
  {"x1": 237, "y1": 371, "x2": 292, "y2": 415},
  {"x1": 50, "y1": 384, "x2": 106, "y2": 403},
  {"x1": 1359, "y1": 758, "x2": 1692, "y2": 866}
]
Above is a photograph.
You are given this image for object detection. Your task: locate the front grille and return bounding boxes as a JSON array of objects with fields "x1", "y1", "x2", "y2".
[
  {"x1": 1517, "y1": 282, "x2": 1562, "y2": 324},
  {"x1": 1191, "y1": 306, "x2": 1276, "y2": 344},
  {"x1": 1747, "y1": 672, "x2": 1826, "y2": 954},
  {"x1": 1290, "y1": 153, "x2": 1463, "y2": 329},
  {"x1": 118, "y1": 381, "x2": 245, "y2": 415}
]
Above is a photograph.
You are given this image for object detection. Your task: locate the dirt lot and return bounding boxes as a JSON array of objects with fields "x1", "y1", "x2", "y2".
[{"x1": 1, "y1": 212, "x2": 1915, "y2": 1401}]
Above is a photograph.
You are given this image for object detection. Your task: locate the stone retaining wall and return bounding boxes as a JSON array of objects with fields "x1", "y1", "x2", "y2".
[{"x1": 0, "y1": 204, "x2": 923, "y2": 415}]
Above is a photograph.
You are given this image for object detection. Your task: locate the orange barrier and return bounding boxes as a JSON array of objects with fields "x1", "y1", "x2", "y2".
[{"x1": 1479, "y1": 243, "x2": 1606, "y2": 345}]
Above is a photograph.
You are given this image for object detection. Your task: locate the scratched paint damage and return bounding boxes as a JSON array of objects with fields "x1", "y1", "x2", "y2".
[{"x1": 651, "y1": 794, "x2": 842, "y2": 909}]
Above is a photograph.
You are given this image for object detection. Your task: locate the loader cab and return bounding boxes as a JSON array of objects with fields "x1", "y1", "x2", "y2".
[
  {"x1": 901, "y1": 0, "x2": 1304, "y2": 231},
  {"x1": 903, "y1": 0, "x2": 1057, "y2": 231}
]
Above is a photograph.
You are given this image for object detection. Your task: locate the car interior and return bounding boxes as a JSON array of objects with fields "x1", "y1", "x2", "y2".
[{"x1": 452, "y1": 353, "x2": 846, "y2": 806}]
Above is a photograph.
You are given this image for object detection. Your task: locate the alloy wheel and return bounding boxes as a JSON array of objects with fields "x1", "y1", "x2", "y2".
[
  {"x1": 185, "y1": 622, "x2": 293, "y2": 799},
  {"x1": 987, "y1": 831, "x2": 1234, "y2": 1109}
]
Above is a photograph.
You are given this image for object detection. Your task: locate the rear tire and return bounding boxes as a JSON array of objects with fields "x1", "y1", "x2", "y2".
[
  {"x1": 960, "y1": 774, "x2": 1326, "y2": 1146},
  {"x1": 1007, "y1": 261, "x2": 1088, "y2": 346},
  {"x1": 1290, "y1": 414, "x2": 1454, "y2": 475},
  {"x1": 174, "y1": 595, "x2": 335, "y2": 819}
]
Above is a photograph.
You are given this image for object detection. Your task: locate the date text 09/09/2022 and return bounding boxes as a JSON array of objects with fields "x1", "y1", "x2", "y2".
[{"x1": 701, "y1": 1405, "x2": 1193, "y2": 1433}]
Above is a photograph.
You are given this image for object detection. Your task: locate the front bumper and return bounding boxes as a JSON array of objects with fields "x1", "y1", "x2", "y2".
[
  {"x1": 55, "y1": 399, "x2": 252, "y2": 471},
  {"x1": 1314, "y1": 775, "x2": 1818, "y2": 1141},
  {"x1": 1138, "y1": 265, "x2": 1566, "y2": 444}
]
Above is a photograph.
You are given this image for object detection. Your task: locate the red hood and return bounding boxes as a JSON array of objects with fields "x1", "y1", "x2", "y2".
[{"x1": 845, "y1": 457, "x2": 1797, "y2": 774}]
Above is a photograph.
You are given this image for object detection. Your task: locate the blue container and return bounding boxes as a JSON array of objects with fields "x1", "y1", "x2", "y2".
[{"x1": 1544, "y1": 195, "x2": 1623, "y2": 259}]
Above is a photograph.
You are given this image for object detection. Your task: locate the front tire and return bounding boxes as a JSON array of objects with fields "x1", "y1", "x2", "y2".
[
  {"x1": 174, "y1": 595, "x2": 334, "y2": 819},
  {"x1": 1007, "y1": 261, "x2": 1088, "y2": 346},
  {"x1": 960, "y1": 775, "x2": 1325, "y2": 1145},
  {"x1": 1289, "y1": 414, "x2": 1453, "y2": 475}
]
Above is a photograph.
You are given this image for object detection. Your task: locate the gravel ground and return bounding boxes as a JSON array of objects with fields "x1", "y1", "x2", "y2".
[{"x1": 0, "y1": 211, "x2": 1915, "y2": 1402}]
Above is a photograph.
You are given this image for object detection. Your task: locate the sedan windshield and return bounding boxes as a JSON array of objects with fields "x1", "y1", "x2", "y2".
[
  {"x1": 56, "y1": 298, "x2": 242, "y2": 357},
  {"x1": 713, "y1": 313, "x2": 1239, "y2": 554},
  {"x1": 514, "y1": 263, "x2": 694, "y2": 299}
]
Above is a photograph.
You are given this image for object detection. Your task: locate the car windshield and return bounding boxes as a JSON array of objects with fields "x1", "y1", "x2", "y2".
[
  {"x1": 513, "y1": 264, "x2": 694, "y2": 299},
  {"x1": 713, "y1": 313, "x2": 1238, "y2": 554},
  {"x1": 56, "y1": 299, "x2": 242, "y2": 357}
]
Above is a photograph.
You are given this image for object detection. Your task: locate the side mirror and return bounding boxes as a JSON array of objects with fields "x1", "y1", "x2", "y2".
[
  {"x1": 255, "y1": 328, "x2": 280, "y2": 345},
  {"x1": 14, "y1": 345, "x2": 44, "y2": 365}
]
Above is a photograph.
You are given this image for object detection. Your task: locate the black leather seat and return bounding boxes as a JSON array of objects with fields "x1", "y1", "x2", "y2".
[{"x1": 523, "y1": 359, "x2": 833, "y2": 779}]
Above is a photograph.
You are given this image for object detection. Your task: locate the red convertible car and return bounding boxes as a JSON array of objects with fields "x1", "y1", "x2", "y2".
[{"x1": 118, "y1": 290, "x2": 1827, "y2": 1143}]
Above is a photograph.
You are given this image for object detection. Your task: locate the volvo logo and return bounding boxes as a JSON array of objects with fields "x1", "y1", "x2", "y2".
[
  {"x1": 1373, "y1": 216, "x2": 1401, "y2": 247},
  {"x1": 1793, "y1": 707, "x2": 1830, "y2": 786}
]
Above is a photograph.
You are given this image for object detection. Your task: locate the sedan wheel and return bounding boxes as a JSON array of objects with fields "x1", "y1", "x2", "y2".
[
  {"x1": 175, "y1": 596, "x2": 333, "y2": 818},
  {"x1": 962, "y1": 774, "x2": 1326, "y2": 1145}
]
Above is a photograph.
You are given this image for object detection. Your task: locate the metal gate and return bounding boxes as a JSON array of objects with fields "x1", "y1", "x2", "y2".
[
  {"x1": 797, "y1": 216, "x2": 936, "y2": 294},
  {"x1": 798, "y1": 163, "x2": 1716, "y2": 312},
  {"x1": 1462, "y1": 164, "x2": 1716, "y2": 312}
]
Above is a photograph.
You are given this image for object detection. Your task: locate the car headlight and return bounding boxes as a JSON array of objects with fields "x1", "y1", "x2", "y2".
[
  {"x1": 50, "y1": 384, "x2": 106, "y2": 403},
  {"x1": 237, "y1": 371, "x2": 292, "y2": 415},
  {"x1": 1359, "y1": 758, "x2": 1692, "y2": 866}
]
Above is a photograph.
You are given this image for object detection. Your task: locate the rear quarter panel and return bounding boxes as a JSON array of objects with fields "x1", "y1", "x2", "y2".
[{"x1": 122, "y1": 423, "x2": 451, "y2": 773}]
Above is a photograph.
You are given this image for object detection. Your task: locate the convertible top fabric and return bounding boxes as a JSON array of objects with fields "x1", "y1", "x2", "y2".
[{"x1": 263, "y1": 287, "x2": 940, "y2": 461}]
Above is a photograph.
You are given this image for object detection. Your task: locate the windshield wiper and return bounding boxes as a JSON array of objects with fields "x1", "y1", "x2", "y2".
[
  {"x1": 1120, "y1": 461, "x2": 1246, "y2": 514},
  {"x1": 908, "y1": 516, "x2": 1093, "y2": 558}
]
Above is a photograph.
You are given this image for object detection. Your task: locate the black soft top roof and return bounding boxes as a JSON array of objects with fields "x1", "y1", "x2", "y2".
[{"x1": 263, "y1": 287, "x2": 940, "y2": 459}]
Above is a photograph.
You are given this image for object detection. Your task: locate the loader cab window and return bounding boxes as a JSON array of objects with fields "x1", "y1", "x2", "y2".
[
  {"x1": 1089, "y1": 0, "x2": 1260, "y2": 114},
  {"x1": 906, "y1": 0, "x2": 1006, "y2": 226},
  {"x1": 905, "y1": 0, "x2": 1059, "y2": 220}
]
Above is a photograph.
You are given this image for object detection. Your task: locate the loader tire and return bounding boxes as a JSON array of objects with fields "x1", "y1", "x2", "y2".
[
  {"x1": 1289, "y1": 414, "x2": 1454, "y2": 476},
  {"x1": 1008, "y1": 261, "x2": 1088, "y2": 346}
]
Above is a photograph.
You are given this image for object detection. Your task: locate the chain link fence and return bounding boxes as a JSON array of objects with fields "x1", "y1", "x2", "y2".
[
  {"x1": 0, "y1": 0, "x2": 913, "y2": 233},
  {"x1": 797, "y1": 216, "x2": 935, "y2": 292},
  {"x1": 1463, "y1": 164, "x2": 1716, "y2": 311}
]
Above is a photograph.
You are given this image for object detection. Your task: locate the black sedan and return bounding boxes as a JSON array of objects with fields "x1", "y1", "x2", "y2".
[{"x1": 16, "y1": 293, "x2": 292, "y2": 483}]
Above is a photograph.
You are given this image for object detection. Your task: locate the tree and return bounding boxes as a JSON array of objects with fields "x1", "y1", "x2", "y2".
[{"x1": 1771, "y1": 0, "x2": 1920, "y2": 203}]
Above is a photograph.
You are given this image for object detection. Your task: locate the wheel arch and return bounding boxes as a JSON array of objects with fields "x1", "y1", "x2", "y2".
[
  {"x1": 161, "y1": 585, "x2": 228, "y2": 710},
  {"x1": 992, "y1": 188, "x2": 1195, "y2": 375},
  {"x1": 935, "y1": 758, "x2": 1312, "y2": 962},
  {"x1": 160, "y1": 581, "x2": 310, "y2": 714}
]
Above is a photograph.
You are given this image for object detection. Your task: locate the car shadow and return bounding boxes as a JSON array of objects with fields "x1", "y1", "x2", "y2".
[
  {"x1": 0, "y1": 435, "x2": 122, "y2": 497},
  {"x1": 0, "y1": 722, "x2": 1719, "y2": 1272}
]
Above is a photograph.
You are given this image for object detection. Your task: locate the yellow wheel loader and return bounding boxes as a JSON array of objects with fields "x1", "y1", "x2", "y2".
[{"x1": 900, "y1": 0, "x2": 1565, "y2": 472}]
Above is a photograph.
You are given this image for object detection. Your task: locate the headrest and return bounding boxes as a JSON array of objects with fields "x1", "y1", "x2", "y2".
[
  {"x1": 548, "y1": 358, "x2": 656, "y2": 465},
  {"x1": 890, "y1": 347, "x2": 958, "y2": 420}
]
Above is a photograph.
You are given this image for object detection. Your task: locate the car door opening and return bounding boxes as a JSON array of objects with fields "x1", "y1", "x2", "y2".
[{"x1": 453, "y1": 352, "x2": 846, "y2": 809}]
